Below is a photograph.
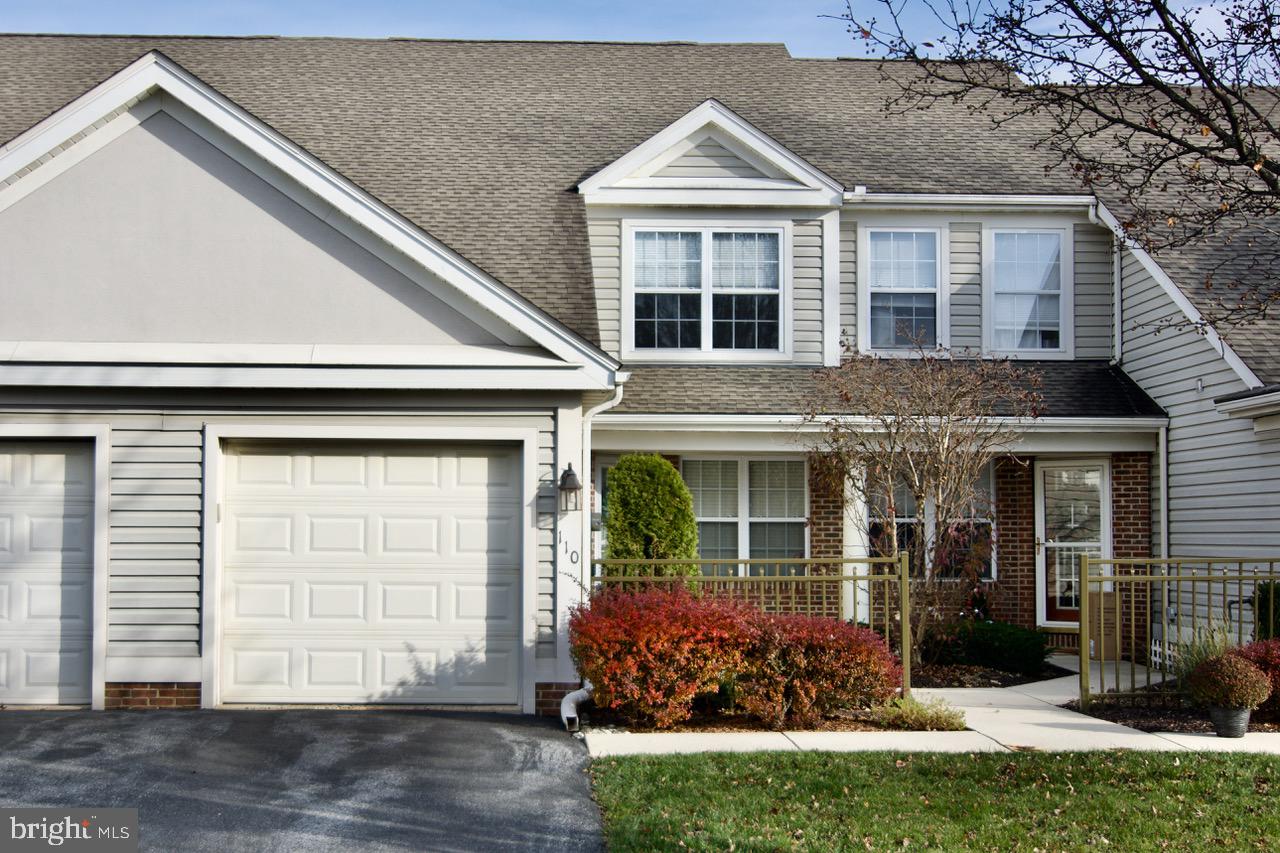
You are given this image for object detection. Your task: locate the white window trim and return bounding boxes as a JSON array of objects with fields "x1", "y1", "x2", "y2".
[
  {"x1": 1033, "y1": 457, "x2": 1112, "y2": 629},
  {"x1": 622, "y1": 219, "x2": 794, "y2": 362},
  {"x1": 856, "y1": 224, "x2": 951, "y2": 354},
  {"x1": 983, "y1": 225, "x2": 1076, "y2": 360},
  {"x1": 681, "y1": 456, "x2": 810, "y2": 574}
]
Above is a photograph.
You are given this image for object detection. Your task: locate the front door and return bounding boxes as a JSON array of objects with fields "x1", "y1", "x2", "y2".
[{"x1": 1035, "y1": 461, "x2": 1109, "y2": 625}]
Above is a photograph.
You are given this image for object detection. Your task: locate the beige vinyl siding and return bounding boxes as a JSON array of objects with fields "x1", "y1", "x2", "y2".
[
  {"x1": 1074, "y1": 223, "x2": 1114, "y2": 358},
  {"x1": 653, "y1": 139, "x2": 765, "y2": 179},
  {"x1": 0, "y1": 402, "x2": 563, "y2": 660},
  {"x1": 793, "y1": 219, "x2": 824, "y2": 365},
  {"x1": 588, "y1": 216, "x2": 623, "y2": 358},
  {"x1": 839, "y1": 216, "x2": 857, "y2": 354},
  {"x1": 1120, "y1": 250, "x2": 1280, "y2": 556},
  {"x1": 949, "y1": 222, "x2": 982, "y2": 350}
]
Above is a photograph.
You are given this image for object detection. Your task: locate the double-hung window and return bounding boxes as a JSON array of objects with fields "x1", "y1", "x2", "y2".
[
  {"x1": 869, "y1": 465, "x2": 996, "y2": 579},
  {"x1": 866, "y1": 229, "x2": 941, "y2": 349},
  {"x1": 629, "y1": 226, "x2": 786, "y2": 356},
  {"x1": 682, "y1": 459, "x2": 807, "y2": 576},
  {"x1": 988, "y1": 229, "x2": 1072, "y2": 355}
]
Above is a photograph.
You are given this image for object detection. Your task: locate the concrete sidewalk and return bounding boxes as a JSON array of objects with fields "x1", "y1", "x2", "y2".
[{"x1": 583, "y1": 655, "x2": 1280, "y2": 757}]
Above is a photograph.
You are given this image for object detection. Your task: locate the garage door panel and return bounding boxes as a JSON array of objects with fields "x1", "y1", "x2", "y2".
[
  {"x1": 226, "y1": 507, "x2": 521, "y2": 566},
  {"x1": 221, "y1": 442, "x2": 522, "y2": 705},
  {"x1": 225, "y1": 572, "x2": 518, "y2": 629},
  {"x1": 221, "y1": 640, "x2": 518, "y2": 703}
]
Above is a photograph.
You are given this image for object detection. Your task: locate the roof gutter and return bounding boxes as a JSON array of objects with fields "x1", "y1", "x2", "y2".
[
  {"x1": 842, "y1": 188, "x2": 1096, "y2": 211},
  {"x1": 593, "y1": 413, "x2": 1168, "y2": 432}
]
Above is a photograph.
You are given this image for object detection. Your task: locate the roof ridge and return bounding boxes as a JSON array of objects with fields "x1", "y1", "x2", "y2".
[{"x1": 0, "y1": 33, "x2": 793, "y2": 48}]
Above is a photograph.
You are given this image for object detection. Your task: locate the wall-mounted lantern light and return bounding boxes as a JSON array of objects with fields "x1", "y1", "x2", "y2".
[{"x1": 558, "y1": 463, "x2": 583, "y2": 513}]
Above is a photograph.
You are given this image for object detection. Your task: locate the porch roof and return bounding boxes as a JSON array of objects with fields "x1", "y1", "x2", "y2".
[{"x1": 614, "y1": 360, "x2": 1165, "y2": 419}]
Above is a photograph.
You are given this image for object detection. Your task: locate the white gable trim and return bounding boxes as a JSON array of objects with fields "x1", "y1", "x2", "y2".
[
  {"x1": 579, "y1": 99, "x2": 844, "y2": 207},
  {"x1": 0, "y1": 51, "x2": 618, "y2": 387},
  {"x1": 1091, "y1": 201, "x2": 1262, "y2": 390}
]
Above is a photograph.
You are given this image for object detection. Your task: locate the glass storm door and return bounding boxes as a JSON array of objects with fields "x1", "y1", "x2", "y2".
[{"x1": 1036, "y1": 462, "x2": 1107, "y2": 624}]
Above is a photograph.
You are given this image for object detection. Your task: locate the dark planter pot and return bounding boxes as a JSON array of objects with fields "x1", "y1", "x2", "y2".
[{"x1": 1208, "y1": 706, "x2": 1251, "y2": 738}]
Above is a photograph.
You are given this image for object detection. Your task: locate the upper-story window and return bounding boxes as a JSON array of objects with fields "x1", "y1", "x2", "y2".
[
  {"x1": 625, "y1": 223, "x2": 790, "y2": 359},
  {"x1": 868, "y1": 230, "x2": 940, "y2": 348},
  {"x1": 985, "y1": 228, "x2": 1074, "y2": 357},
  {"x1": 857, "y1": 224, "x2": 949, "y2": 354}
]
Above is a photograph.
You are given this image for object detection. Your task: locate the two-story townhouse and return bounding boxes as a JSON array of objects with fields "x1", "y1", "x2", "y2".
[{"x1": 0, "y1": 35, "x2": 1270, "y2": 714}]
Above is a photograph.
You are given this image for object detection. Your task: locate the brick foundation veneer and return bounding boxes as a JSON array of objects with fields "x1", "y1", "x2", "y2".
[
  {"x1": 535, "y1": 682, "x2": 581, "y2": 717},
  {"x1": 105, "y1": 682, "x2": 201, "y2": 710}
]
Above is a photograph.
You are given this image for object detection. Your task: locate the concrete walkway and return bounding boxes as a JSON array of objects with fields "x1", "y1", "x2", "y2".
[{"x1": 584, "y1": 655, "x2": 1280, "y2": 757}]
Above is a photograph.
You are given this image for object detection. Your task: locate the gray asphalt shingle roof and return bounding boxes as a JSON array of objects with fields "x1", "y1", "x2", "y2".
[
  {"x1": 0, "y1": 35, "x2": 1271, "y2": 386},
  {"x1": 614, "y1": 361, "x2": 1165, "y2": 418},
  {"x1": 0, "y1": 35, "x2": 1082, "y2": 348}
]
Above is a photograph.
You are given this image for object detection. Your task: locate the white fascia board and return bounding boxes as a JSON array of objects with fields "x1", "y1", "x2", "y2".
[
  {"x1": 0, "y1": 363, "x2": 607, "y2": 391},
  {"x1": 583, "y1": 186, "x2": 842, "y2": 207},
  {"x1": 843, "y1": 191, "x2": 1096, "y2": 210},
  {"x1": 591, "y1": 423, "x2": 1160, "y2": 454},
  {"x1": 1215, "y1": 388, "x2": 1280, "y2": 418},
  {"x1": 1091, "y1": 201, "x2": 1262, "y2": 390},
  {"x1": 0, "y1": 341, "x2": 569, "y2": 368},
  {"x1": 579, "y1": 99, "x2": 843, "y2": 205},
  {"x1": 592, "y1": 413, "x2": 1167, "y2": 432},
  {"x1": 0, "y1": 51, "x2": 619, "y2": 385}
]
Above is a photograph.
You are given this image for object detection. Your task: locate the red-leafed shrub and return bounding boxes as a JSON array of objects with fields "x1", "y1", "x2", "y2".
[
  {"x1": 1233, "y1": 639, "x2": 1280, "y2": 720},
  {"x1": 737, "y1": 615, "x2": 901, "y2": 729},
  {"x1": 568, "y1": 586, "x2": 753, "y2": 729}
]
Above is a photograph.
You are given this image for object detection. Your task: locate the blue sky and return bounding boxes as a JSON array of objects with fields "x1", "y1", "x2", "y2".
[{"x1": 1, "y1": 1, "x2": 887, "y2": 58}]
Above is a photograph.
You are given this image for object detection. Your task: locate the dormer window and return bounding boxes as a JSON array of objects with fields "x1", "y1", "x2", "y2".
[{"x1": 624, "y1": 222, "x2": 791, "y2": 360}]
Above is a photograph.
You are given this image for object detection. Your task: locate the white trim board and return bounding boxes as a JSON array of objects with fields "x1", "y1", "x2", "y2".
[
  {"x1": 200, "y1": 423, "x2": 544, "y2": 714},
  {"x1": 579, "y1": 99, "x2": 843, "y2": 207},
  {"x1": 0, "y1": 423, "x2": 111, "y2": 710},
  {"x1": 0, "y1": 51, "x2": 618, "y2": 388}
]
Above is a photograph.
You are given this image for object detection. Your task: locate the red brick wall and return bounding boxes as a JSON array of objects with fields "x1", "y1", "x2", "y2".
[
  {"x1": 105, "y1": 682, "x2": 200, "y2": 710},
  {"x1": 1111, "y1": 452, "x2": 1152, "y2": 560},
  {"x1": 535, "y1": 681, "x2": 581, "y2": 717},
  {"x1": 808, "y1": 463, "x2": 843, "y2": 563},
  {"x1": 990, "y1": 456, "x2": 1036, "y2": 629},
  {"x1": 1111, "y1": 452, "x2": 1153, "y2": 660}
]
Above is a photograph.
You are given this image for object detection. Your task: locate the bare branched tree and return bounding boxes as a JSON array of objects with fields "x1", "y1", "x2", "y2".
[
  {"x1": 839, "y1": 0, "x2": 1280, "y2": 327},
  {"x1": 806, "y1": 351, "x2": 1043, "y2": 663}
]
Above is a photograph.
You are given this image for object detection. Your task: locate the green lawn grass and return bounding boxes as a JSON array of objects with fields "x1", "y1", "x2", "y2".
[{"x1": 592, "y1": 751, "x2": 1280, "y2": 851}]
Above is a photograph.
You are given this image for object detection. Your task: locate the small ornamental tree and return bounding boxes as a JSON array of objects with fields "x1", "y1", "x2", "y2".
[
  {"x1": 805, "y1": 349, "x2": 1044, "y2": 666},
  {"x1": 603, "y1": 453, "x2": 699, "y2": 577}
]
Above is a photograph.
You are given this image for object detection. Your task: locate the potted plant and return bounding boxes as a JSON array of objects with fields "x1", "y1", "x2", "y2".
[{"x1": 1186, "y1": 654, "x2": 1273, "y2": 738}]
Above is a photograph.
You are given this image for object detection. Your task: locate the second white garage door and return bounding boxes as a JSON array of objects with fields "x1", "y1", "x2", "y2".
[{"x1": 220, "y1": 442, "x2": 522, "y2": 704}]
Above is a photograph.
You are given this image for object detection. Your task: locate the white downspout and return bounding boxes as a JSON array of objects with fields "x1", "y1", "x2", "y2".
[{"x1": 563, "y1": 373, "x2": 627, "y2": 731}]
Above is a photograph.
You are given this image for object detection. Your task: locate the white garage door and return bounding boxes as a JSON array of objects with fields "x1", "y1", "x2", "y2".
[
  {"x1": 220, "y1": 442, "x2": 522, "y2": 704},
  {"x1": 0, "y1": 442, "x2": 94, "y2": 704}
]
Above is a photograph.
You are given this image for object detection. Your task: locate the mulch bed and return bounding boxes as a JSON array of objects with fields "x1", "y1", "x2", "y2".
[
  {"x1": 1063, "y1": 696, "x2": 1280, "y2": 733},
  {"x1": 581, "y1": 705, "x2": 884, "y2": 733},
  {"x1": 911, "y1": 662, "x2": 1074, "y2": 688}
]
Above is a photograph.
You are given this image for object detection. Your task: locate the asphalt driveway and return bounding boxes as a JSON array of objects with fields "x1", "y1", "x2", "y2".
[{"x1": 0, "y1": 710, "x2": 602, "y2": 852}]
